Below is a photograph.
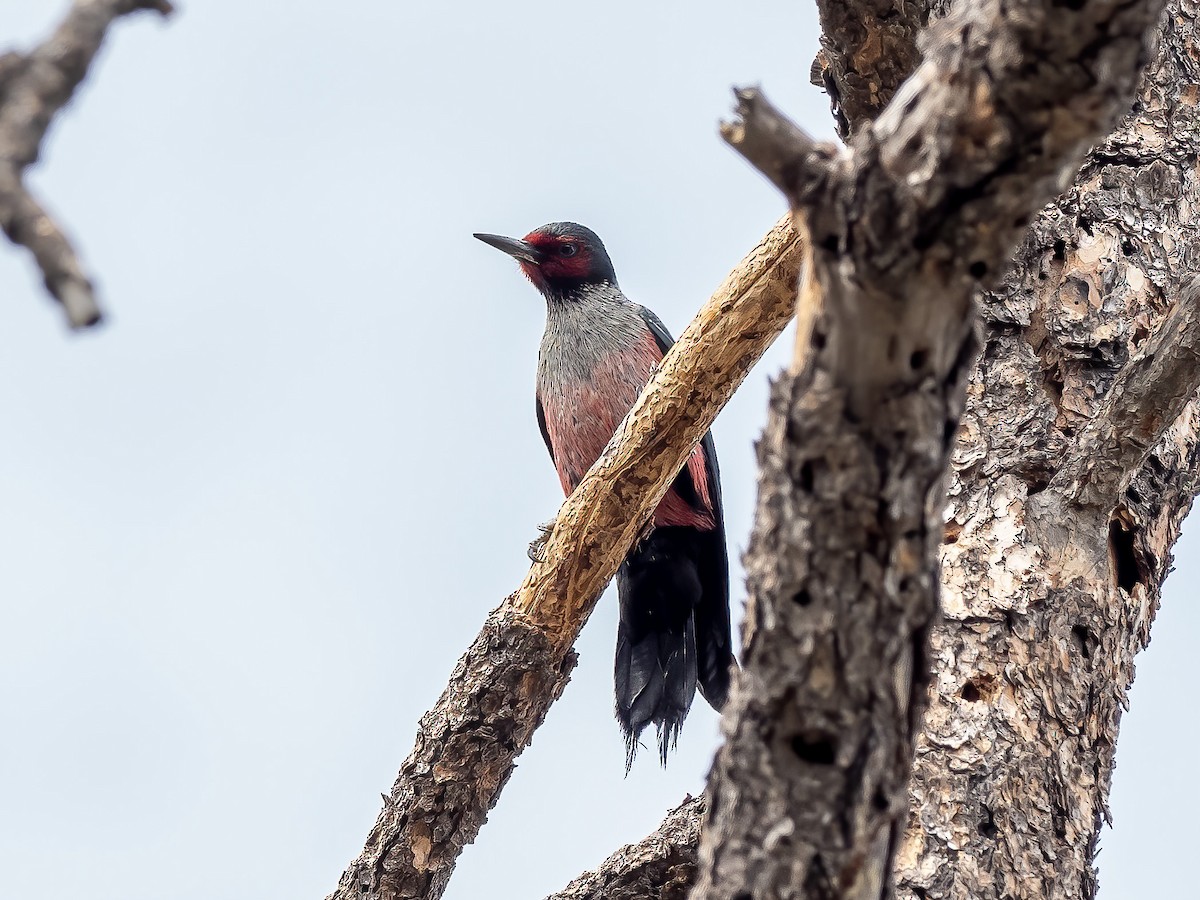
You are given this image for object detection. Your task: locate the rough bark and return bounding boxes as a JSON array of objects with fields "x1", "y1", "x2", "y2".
[
  {"x1": 548, "y1": 1, "x2": 1200, "y2": 899},
  {"x1": 689, "y1": 0, "x2": 1169, "y2": 897},
  {"x1": 810, "y1": 0, "x2": 926, "y2": 140},
  {"x1": 0, "y1": 0, "x2": 171, "y2": 328},
  {"x1": 545, "y1": 798, "x2": 707, "y2": 900},
  {"x1": 328, "y1": 220, "x2": 805, "y2": 900},
  {"x1": 897, "y1": 2, "x2": 1200, "y2": 892}
]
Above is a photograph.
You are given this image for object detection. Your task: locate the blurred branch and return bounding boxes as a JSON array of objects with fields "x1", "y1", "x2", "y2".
[
  {"x1": 0, "y1": 0, "x2": 173, "y2": 328},
  {"x1": 719, "y1": 87, "x2": 839, "y2": 204},
  {"x1": 327, "y1": 218, "x2": 807, "y2": 900}
]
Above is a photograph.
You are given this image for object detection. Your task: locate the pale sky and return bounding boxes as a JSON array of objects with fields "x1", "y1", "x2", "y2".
[{"x1": 0, "y1": 2, "x2": 1195, "y2": 899}]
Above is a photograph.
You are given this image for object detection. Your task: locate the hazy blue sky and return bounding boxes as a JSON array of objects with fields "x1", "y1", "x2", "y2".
[{"x1": 0, "y1": 2, "x2": 1194, "y2": 898}]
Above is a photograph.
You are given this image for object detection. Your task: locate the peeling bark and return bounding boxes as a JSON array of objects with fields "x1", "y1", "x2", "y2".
[
  {"x1": 898, "y1": 3, "x2": 1200, "y2": 893},
  {"x1": 810, "y1": 0, "x2": 926, "y2": 140},
  {"x1": 332, "y1": 608, "x2": 575, "y2": 900},
  {"x1": 690, "y1": 0, "x2": 1169, "y2": 896},
  {"x1": 550, "y1": 2, "x2": 1199, "y2": 899}
]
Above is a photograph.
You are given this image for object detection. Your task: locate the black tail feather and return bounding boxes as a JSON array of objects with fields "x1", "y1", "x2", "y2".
[
  {"x1": 615, "y1": 613, "x2": 697, "y2": 769},
  {"x1": 614, "y1": 527, "x2": 732, "y2": 769}
]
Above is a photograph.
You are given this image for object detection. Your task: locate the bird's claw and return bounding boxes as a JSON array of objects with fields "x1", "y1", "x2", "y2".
[{"x1": 528, "y1": 520, "x2": 555, "y2": 562}]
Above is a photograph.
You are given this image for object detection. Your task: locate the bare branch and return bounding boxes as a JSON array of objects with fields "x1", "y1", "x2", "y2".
[
  {"x1": 327, "y1": 218, "x2": 805, "y2": 900},
  {"x1": 719, "y1": 87, "x2": 838, "y2": 205},
  {"x1": 544, "y1": 797, "x2": 704, "y2": 900},
  {"x1": 1053, "y1": 276, "x2": 1200, "y2": 509},
  {"x1": 0, "y1": 166, "x2": 99, "y2": 326},
  {"x1": 0, "y1": 0, "x2": 173, "y2": 328}
]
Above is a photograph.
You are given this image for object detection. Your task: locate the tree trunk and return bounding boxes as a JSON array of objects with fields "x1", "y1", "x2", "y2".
[
  {"x1": 896, "y1": 1, "x2": 1200, "y2": 892},
  {"x1": 546, "y1": 1, "x2": 1199, "y2": 898},
  {"x1": 692, "y1": 0, "x2": 1174, "y2": 892}
]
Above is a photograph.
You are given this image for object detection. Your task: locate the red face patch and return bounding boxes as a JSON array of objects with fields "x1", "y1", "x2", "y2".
[{"x1": 523, "y1": 231, "x2": 593, "y2": 282}]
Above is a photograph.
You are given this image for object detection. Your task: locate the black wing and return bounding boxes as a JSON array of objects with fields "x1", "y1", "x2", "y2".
[
  {"x1": 535, "y1": 392, "x2": 553, "y2": 458},
  {"x1": 637, "y1": 305, "x2": 735, "y2": 706}
]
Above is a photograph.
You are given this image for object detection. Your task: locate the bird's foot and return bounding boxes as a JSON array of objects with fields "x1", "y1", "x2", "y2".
[{"x1": 528, "y1": 520, "x2": 555, "y2": 563}]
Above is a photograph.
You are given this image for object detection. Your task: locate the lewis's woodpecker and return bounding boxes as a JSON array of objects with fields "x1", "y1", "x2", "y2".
[{"x1": 474, "y1": 222, "x2": 735, "y2": 766}]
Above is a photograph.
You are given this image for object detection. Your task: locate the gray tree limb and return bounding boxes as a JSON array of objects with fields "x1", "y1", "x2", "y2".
[
  {"x1": 717, "y1": 88, "x2": 838, "y2": 206},
  {"x1": 547, "y1": 2, "x2": 1200, "y2": 899},
  {"x1": 0, "y1": 0, "x2": 172, "y2": 328},
  {"x1": 691, "y1": 0, "x2": 1170, "y2": 897}
]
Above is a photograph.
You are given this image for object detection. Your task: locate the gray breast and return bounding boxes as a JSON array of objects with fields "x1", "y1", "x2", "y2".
[{"x1": 537, "y1": 285, "x2": 650, "y2": 392}]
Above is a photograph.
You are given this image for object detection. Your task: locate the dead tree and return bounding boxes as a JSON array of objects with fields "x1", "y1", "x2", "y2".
[
  {"x1": 328, "y1": 0, "x2": 1198, "y2": 897},
  {"x1": 555, "y1": 0, "x2": 1200, "y2": 898},
  {"x1": 8, "y1": 4, "x2": 1193, "y2": 900}
]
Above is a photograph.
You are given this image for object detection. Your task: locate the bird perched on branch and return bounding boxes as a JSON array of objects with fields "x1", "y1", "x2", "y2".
[{"x1": 474, "y1": 222, "x2": 735, "y2": 768}]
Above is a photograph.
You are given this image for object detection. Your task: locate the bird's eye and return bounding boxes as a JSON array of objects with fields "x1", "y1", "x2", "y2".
[{"x1": 559, "y1": 243, "x2": 578, "y2": 257}]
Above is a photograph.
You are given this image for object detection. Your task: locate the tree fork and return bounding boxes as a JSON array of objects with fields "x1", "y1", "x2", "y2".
[{"x1": 0, "y1": 0, "x2": 173, "y2": 327}]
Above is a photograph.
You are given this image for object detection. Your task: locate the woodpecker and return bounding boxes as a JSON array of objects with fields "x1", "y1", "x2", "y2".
[{"x1": 474, "y1": 222, "x2": 735, "y2": 767}]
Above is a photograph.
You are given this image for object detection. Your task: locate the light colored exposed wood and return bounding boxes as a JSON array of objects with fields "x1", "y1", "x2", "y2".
[
  {"x1": 513, "y1": 216, "x2": 803, "y2": 643},
  {"x1": 329, "y1": 217, "x2": 806, "y2": 900}
]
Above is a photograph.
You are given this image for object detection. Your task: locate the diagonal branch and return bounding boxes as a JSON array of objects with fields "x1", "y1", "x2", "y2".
[
  {"x1": 1052, "y1": 275, "x2": 1200, "y2": 509},
  {"x1": 0, "y1": 0, "x2": 173, "y2": 328},
  {"x1": 0, "y1": 167, "x2": 99, "y2": 326},
  {"x1": 327, "y1": 218, "x2": 806, "y2": 900}
]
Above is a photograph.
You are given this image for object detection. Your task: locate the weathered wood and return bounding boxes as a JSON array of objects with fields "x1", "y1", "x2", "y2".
[
  {"x1": 810, "y1": 0, "x2": 927, "y2": 139},
  {"x1": 546, "y1": 2, "x2": 1199, "y2": 899},
  {"x1": 545, "y1": 798, "x2": 706, "y2": 900},
  {"x1": 899, "y1": 5, "x2": 1200, "y2": 892},
  {"x1": 691, "y1": 0, "x2": 1170, "y2": 897},
  {"x1": 328, "y1": 219, "x2": 805, "y2": 900},
  {"x1": 512, "y1": 219, "x2": 803, "y2": 643},
  {"x1": 1053, "y1": 278, "x2": 1200, "y2": 509}
]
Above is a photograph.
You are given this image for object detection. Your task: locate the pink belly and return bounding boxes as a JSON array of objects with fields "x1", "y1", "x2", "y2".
[{"x1": 543, "y1": 375, "x2": 714, "y2": 531}]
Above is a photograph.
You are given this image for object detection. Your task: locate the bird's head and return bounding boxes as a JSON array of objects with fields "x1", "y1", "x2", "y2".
[{"x1": 474, "y1": 222, "x2": 617, "y2": 298}]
